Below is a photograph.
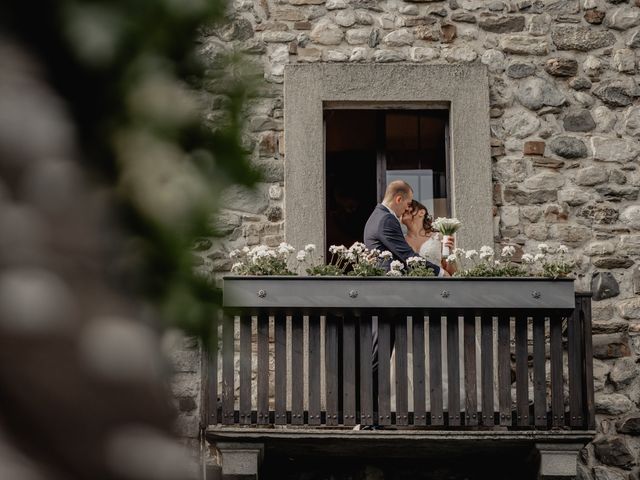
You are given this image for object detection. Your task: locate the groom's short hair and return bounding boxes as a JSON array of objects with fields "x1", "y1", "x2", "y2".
[{"x1": 383, "y1": 180, "x2": 412, "y2": 202}]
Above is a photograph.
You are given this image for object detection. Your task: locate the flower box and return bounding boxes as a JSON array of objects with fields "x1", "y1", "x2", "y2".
[{"x1": 223, "y1": 276, "x2": 576, "y2": 310}]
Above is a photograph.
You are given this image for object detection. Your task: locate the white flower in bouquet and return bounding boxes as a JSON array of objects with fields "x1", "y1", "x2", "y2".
[
  {"x1": 386, "y1": 269, "x2": 402, "y2": 277},
  {"x1": 349, "y1": 242, "x2": 366, "y2": 254},
  {"x1": 296, "y1": 250, "x2": 307, "y2": 262},
  {"x1": 390, "y1": 260, "x2": 404, "y2": 272},
  {"x1": 432, "y1": 217, "x2": 462, "y2": 257},
  {"x1": 534, "y1": 253, "x2": 545, "y2": 262},
  {"x1": 231, "y1": 262, "x2": 243, "y2": 272},
  {"x1": 558, "y1": 244, "x2": 569, "y2": 254},
  {"x1": 329, "y1": 244, "x2": 347, "y2": 255},
  {"x1": 446, "y1": 253, "x2": 458, "y2": 263},
  {"x1": 229, "y1": 249, "x2": 241, "y2": 259},
  {"x1": 304, "y1": 244, "x2": 316, "y2": 252},
  {"x1": 407, "y1": 256, "x2": 424, "y2": 266},
  {"x1": 241, "y1": 246, "x2": 250, "y2": 254}
]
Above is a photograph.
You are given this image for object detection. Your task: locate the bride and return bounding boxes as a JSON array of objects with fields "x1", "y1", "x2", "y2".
[{"x1": 402, "y1": 199, "x2": 456, "y2": 276}]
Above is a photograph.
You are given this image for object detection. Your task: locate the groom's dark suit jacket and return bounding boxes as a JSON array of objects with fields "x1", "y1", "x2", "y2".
[{"x1": 363, "y1": 203, "x2": 441, "y2": 276}]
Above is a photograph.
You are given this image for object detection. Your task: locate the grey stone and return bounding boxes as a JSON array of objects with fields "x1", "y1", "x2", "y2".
[
  {"x1": 451, "y1": 11, "x2": 476, "y2": 22},
  {"x1": 570, "y1": 77, "x2": 592, "y2": 91},
  {"x1": 578, "y1": 204, "x2": 619, "y2": 224},
  {"x1": 350, "y1": 0, "x2": 384, "y2": 11},
  {"x1": 528, "y1": 12, "x2": 551, "y2": 36},
  {"x1": 218, "y1": 18, "x2": 255, "y2": 42},
  {"x1": 262, "y1": 31, "x2": 297, "y2": 42},
  {"x1": 481, "y1": 49, "x2": 506, "y2": 73},
  {"x1": 613, "y1": 48, "x2": 637, "y2": 73},
  {"x1": 593, "y1": 466, "x2": 626, "y2": 480},
  {"x1": 617, "y1": 297, "x2": 640, "y2": 319},
  {"x1": 478, "y1": 14, "x2": 525, "y2": 32},
  {"x1": 617, "y1": 415, "x2": 640, "y2": 435},
  {"x1": 545, "y1": 57, "x2": 578, "y2": 77},
  {"x1": 309, "y1": 19, "x2": 344, "y2": 45},
  {"x1": 593, "y1": 79, "x2": 640, "y2": 107},
  {"x1": 516, "y1": 77, "x2": 566, "y2": 111},
  {"x1": 564, "y1": 110, "x2": 596, "y2": 132},
  {"x1": 593, "y1": 257, "x2": 634, "y2": 269},
  {"x1": 524, "y1": 171, "x2": 564, "y2": 190},
  {"x1": 629, "y1": 30, "x2": 640, "y2": 49},
  {"x1": 382, "y1": 28, "x2": 414, "y2": 46},
  {"x1": 503, "y1": 187, "x2": 557, "y2": 204},
  {"x1": 502, "y1": 110, "x2": 540, "y2": 138},
  {"x1": 220, "y1": 184, "x2": 269, "y2": 214},
  {"x1": 624, "y1": 106, "x2": 640, "y2": 138},
  {"x1": 325, "y1": 0, "x2": 347, "y2": 8},
  {"x1": 610, "y1": 169, "x2": 627, "y2": 185},
  {"x1": 593, "y1": 358, "x2": 610, "y2": 391},
  {"x1": 592, "y1": 137, "x2": 640, "y2": 163},
  {"x1": 575, "y1": 166, "x2": 608, "y2": 186},
  {"x1": 499, "y1": 34, "x2": 549, "y2": 55},
  {"x1": 592, "y1": 436, "x2": 636, "y2": 468},
  {"x1": 345, "y1": 27, "x2": 371, "y2": 44},
  {"x1": 368, "y1": 28, "x2": 381, "y2": 47},
  {"x1": 249, "y1": 116, "x2": 282, "y2": 132},
  {"x1": 507, "y1": 62, "x2": 535, "y2": 78},
  {"x1": 323, "y1": 49, "x2": 349, "y2": 61},
  {"x1": 551, "y1": 26, "x2": 616, "y2": 51},
  {"x1": 619, "y1": 235, "x2": 640, "y2": 255},
  {"x1": 596, "y1": 394, "x2": 635, "y2": 415},
  {"x1": 373, "y1": 49, "x2": 405, "y2": 62},
  {"x1": 593, "y1": 106, "x2": 618, "y2": 133},
  {"x1": 610, "y1": 357, "x2": 637, "y2": 386},
  {"x1": 592, "y1": 272, "x2": 620, "y2": 301},
  {"x1": 606, "y1": 6, "x2": 640, "y2": 30},
  {"x1": 355, "y1": 10, "x2": 374, "y2": 24},
  {"x1": 493, "y1": 157, "x2": 530, "y2": 183},
  {"x1": 410, "y1": 47, "x2": 439, "y2": 61},
  {"x1": 597, "y1": 185, "x2": 639, "y2": 202},
  {"x1": 549, "y1": 136, "x2": 588, "y2": 159},
  {"x1": 594, "y1": 332, "x2": 630, "y2": 359},
  {"x1": 559, "y1": 188, "x2": 590, "y2": 206},
  {"x1": 253, "y1": 158, "x2": 284, "y2": 182},
  {"x1": 265, "y1": 206, "x2": 282, "y2": 222},
  {"x1": 549, "y1": 223, "x2": 591, "y2": 244},
  {"x1": 442, "y1": 46, "x2": 478, "y2": 63},
  {"x1": 335, "y1": 9, "x2": 356, "y2": 27}
]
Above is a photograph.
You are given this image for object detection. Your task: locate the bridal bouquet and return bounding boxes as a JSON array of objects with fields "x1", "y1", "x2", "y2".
[{"x1": 431, "y1": 217, "x2": 462, "y2": 257}]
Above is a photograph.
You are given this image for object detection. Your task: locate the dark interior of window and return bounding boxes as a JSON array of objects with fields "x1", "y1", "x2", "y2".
[{"x1": 325, "y1": 108, "x2": 449, "y2": 255}]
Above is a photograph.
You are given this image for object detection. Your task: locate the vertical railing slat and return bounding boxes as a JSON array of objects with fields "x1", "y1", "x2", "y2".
[
  {"x1": 395, "y1": 315, "x2": 408, "y2": 426},
  {"x1": 308, "y1": 313, "x2": 321, "y2": 426},
  {"x1": 550, "y1": 313, "x2": 564, "y2": 428},
  {"x1": 497, "y1": 315, "x2": 511, "y2": 426},
  {"x1": 257, "y1": 313, "x2": 269, "y2": 425},
  {"x1": 343, "y1": 314, "x2": 356, "y2": 426},
  {"x1": 274, "y1": 312, "x2": 286, "y2": 425},
  {"x1": 207, "y1": 311, "x2": 219, "y2": 425},
  {"x1": 222, "y1": 312, "x2": 235, "y2": 425},
  {"x1": 515, "y1": 315, "x2": 529, "y2": 427},
  {"x1": 580, "y1": 294, "x2": 596, "y2": 429},
  {"x1": 326, "y1": 313, "x2": 339, "y2": 426},
  {"x1": 429, "y1": 313, "x2": 444, "y2": 426},
  {"x1": 447, "y1": 314, "x2": 461, "y2": 426},
  {"x1": 569, "y1": 300, "x2": 585, "y2": 428},
  {"x1": 412, "y1": 311, "x2": 426, "y2": 426},
  {"x1": 480, "y1": 315, "x2": 494, "y2": 426},
  {"x1": 464, "y1": 314, "x2": 477, "y2": 426},
  {"x1": 239, "y1": 314, "x2": 252, "y2": 425},
  {"x1": 533, "y1": 315, "x2": 547, "y2": 428},
  {"x1": 291, "y1": 313, "x2": 304, "y2": 425},
  {"x1": 359, "y1": 314, "x2": 374, "y2": 426},
  {"x1": 378, "y1": 315, "x2": 391, "y2": 426}
]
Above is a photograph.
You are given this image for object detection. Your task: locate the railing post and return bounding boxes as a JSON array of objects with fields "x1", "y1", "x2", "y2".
[
  {"x1": 205, "y1": 310, "x2": 220, "y2": 426},
  {"x1": 577, "y1": 292, "x2": 595, "y2": 430}
]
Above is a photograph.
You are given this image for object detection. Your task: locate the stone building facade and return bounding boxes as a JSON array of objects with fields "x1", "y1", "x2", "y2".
[{"x1": 175, "y1": 0, "x2": 640, "y2": 478}]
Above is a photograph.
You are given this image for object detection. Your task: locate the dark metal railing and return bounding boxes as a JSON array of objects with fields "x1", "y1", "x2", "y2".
[{"x1": 206, "y1": 292, "x2": 594, "y2": 431}]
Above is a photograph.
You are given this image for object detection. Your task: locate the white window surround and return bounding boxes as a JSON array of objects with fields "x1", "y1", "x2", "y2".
[{"x1": 283, "y1": 63, "x2": 493, "y2": 258}]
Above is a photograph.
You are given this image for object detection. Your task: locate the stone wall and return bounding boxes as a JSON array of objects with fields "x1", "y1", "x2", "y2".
[{"x1": 186, "y1": 0, "x2": 640, "y2": 477}]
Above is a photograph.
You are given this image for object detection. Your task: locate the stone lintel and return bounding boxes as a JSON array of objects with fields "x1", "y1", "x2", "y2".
[
  {"x1": 535, "y1": 442, "x2": 585, "y2": 479},
  {"x1": 214, "y1": 442, "x2": 264, "y2": 478}
]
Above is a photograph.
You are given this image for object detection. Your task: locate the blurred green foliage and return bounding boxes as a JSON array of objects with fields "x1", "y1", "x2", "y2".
[{"x1": 2, "y1": 0, "x2": 261, "y2": 342}]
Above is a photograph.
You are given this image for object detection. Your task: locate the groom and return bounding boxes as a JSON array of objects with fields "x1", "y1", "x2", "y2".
[{"x1": 364, "y1": 180, "x2": 443, "y2": 276}]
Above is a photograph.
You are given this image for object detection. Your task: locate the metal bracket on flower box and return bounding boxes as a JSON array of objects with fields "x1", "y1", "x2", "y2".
[{"x1": 222, "y1": 276, "x2": 575, "y2": 310}]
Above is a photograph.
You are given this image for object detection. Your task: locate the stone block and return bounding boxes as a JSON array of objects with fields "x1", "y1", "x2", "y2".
[
  {"x1": 524, "y1": 141, "x2": 545, "y2": 156},
  {"x1": 592, "y1": 436, "x2": 636, "y2": 468},
  {"x1": 593, "y1": 333, "x2": 630, "y2": 359},
  {"x1": 596, "y1": 393, "x2": 635, "y2": 415},
  {"x1": 592, "y1": 272, "x2": 620, "y2": 301}
]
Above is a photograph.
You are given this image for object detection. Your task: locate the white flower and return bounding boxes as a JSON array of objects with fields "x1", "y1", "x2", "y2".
[
  {"x1": 521, "y1": 253, "x2": 534, "y2": 264},
  {"x1": 386, "y1": 269, "x2": 402, "y2": 277},
  {"x1": 558, "y1": 245, "x2": 569, "y2": 254},
  {"x1": 241, "y1": 246, "x2": 250, "y2": 253},
  {"x1": 501, "y1": 245, "x2": 516, "y2": 258},
  {"x1": 453, "y1": 247, "x2": 465, "y2": 256},
  {"x1": 231, "y1": 262, "x2": 243, "y2": 272},
  {"x1": 329, "y1": 245, "x2": 347, "y2": 255},
  {"x1": 446, "y1": 253, "x2": 457, "y2": 263},
  {"x1": 296, "y1": 250, "x2": 307, "y2": 261},
  {"x1": 432, "y1": 217, "x2": 462, "y2": 235},
  {"x1": 534, "y1": 253, "x2": 545, "y2": 262},
  {"x1": 537, "y1": 243, "x2": 550, "y2": 253},
  {"x1": 229, "y1": 249, "x2": 241, "y2": 259},
  {"x1": 379, "y1": 251, "x2": 393, "y2": 260},
  {"x1": 407, "y1": 256, "x2": 424, "y2": 266},
  {"x1": 465, "y1": 249, "x2": 478, "y2": 259},
  {"x1": 479, "y1": 246, "x2": 494, "y2": 259},
  {"x1": 278, "y1": 245, "x2": 291, "y2": 255},
  {"x1": 390, "y1": 260, "x2": 404, "y2": 271},
  {"x1": 305, "y1": 244, "x2": 316, "y2": 252}
]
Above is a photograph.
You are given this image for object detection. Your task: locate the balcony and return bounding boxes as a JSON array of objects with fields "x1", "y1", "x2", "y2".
[{"x1": 205, "y1": 277, "x2": 596, "y2": 479}]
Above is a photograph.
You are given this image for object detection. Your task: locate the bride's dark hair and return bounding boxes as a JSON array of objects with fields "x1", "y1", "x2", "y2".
[{"x1": 410, "y1": 200, "x2": 434, "y2": 233}]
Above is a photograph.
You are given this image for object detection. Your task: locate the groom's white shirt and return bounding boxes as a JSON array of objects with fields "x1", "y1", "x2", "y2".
[{"x1": 381, "y1": 202, "x2": 445, "y2": 277}]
